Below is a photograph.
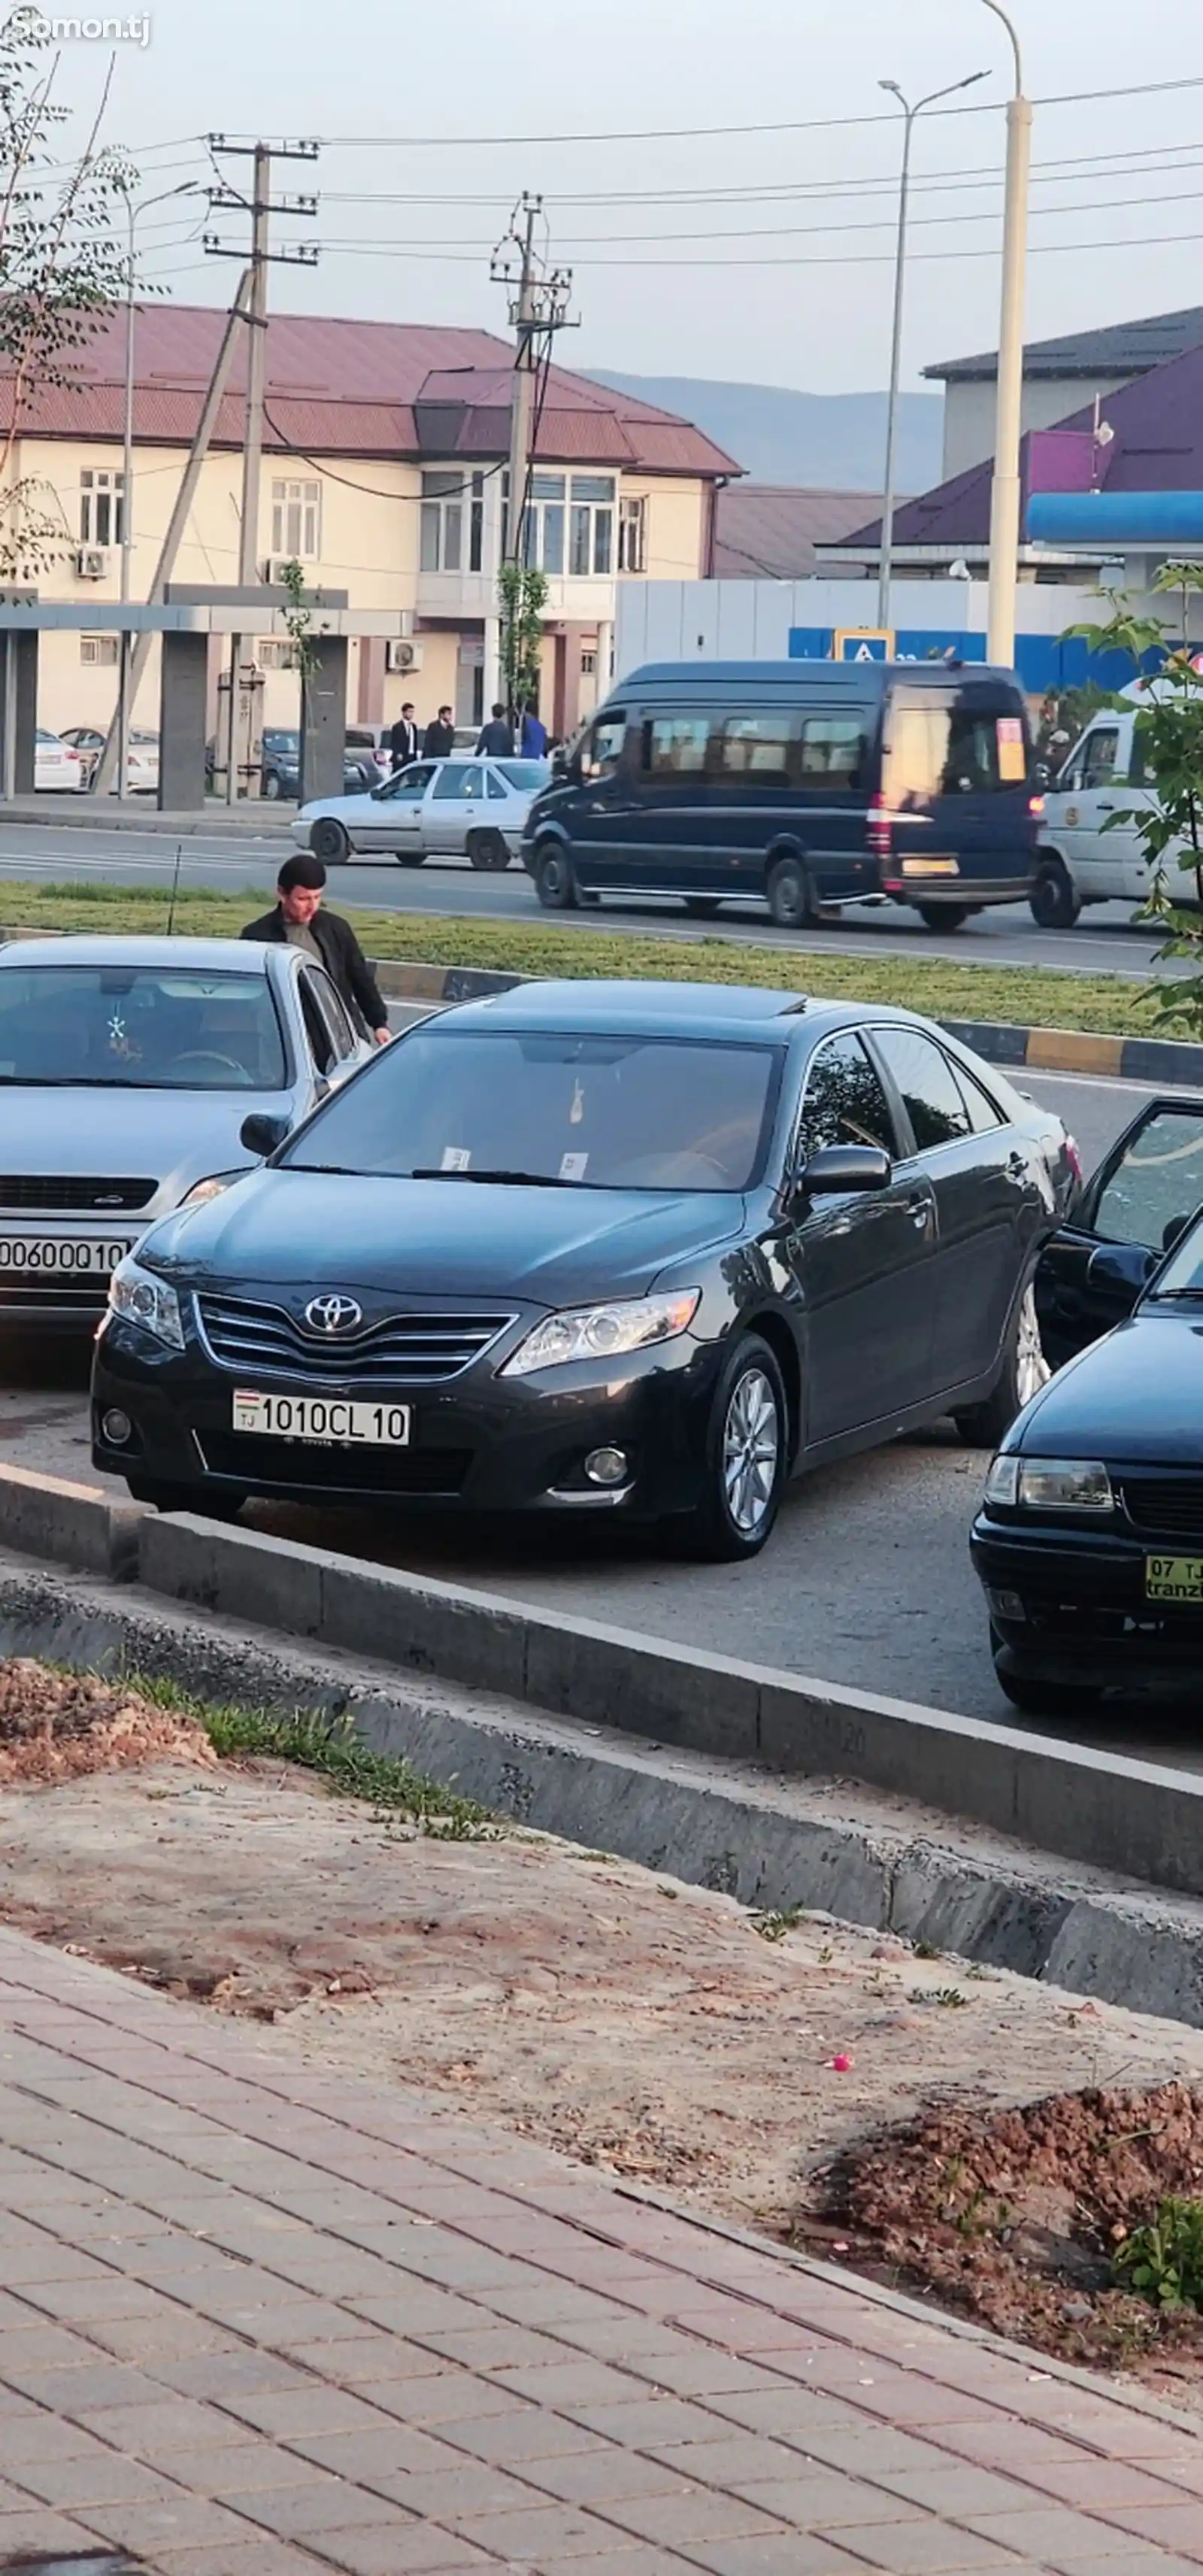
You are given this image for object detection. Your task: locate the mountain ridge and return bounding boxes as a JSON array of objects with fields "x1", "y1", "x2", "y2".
[{"x1": 590, "y1": 369, "x2": 943, "y2": 493}]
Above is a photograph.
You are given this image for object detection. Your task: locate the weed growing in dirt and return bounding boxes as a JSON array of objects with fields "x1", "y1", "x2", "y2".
[
  {"x1": 126, "y1": 1672, "x2": 495, "y2": 1839},
  {"x1": 1114, "y1": 2196, "x2": 1203, "y2": 2311},
  {"x1": 908, "y1": 1986, "x2": 968, "y2": 2008},
  {"x1": 750, "y1": 1907, "x2": 806, "y2": 1943}
]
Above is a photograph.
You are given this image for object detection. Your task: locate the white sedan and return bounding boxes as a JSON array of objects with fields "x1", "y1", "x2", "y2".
[
  {"x1": 35, "y1": 729, "x2": 87, "y2": 792},
  {"x1": 291, "y1": 756, "x2": 550, "y2": 870}
]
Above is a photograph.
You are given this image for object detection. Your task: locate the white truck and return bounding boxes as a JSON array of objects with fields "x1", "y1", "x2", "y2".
[{"x1": 1034, "y1": 698, "x2": 1202, "y2": 927}]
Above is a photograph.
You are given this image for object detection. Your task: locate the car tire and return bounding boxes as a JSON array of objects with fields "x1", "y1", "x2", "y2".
[
  {"x1": 954, "y1": 1282, "x2": 1050, "y2": 1447},
  {"x1": 683, "y1": 1335, "x2": 788, "y2": 1561},
  {"x1": 917, "y1": 904, "x2": 971, "y2": 932},
  {"x1": 311, "y1": 818, "x2": 350, "y2": 865},
  {"x1": 766, "y1": 853, "x2": 817, "y2": 930},
  {"x1": 126, "y1": 1478, "x2": 246, "y2": 1523},
  {"x1": 467, "y1": 828, "x2": 511, "y2": 872},
  {"x1": 683, "y1": 897, "x2": 720, "y2": 918},
  {"x1": 1029, "y1": 857, "x2": 1081, "y2": 930},
  {"x1": 535, "y1": 842, "x2": 577, "y2": 909},
  {"x1": 263, "y1": 769, "x2": 282, "y2": 802},
  {"x1": 990, "y1": 1637, "x2": 1103, "y2": 1719},
  {"x1": 395, "y1": 849, "x2": 426, "y2": 867}
]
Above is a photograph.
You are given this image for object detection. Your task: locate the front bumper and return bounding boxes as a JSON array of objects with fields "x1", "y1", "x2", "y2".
[
  {"x1": 92, "y1": 1312, "x2": 726, "y2": 1519},
  {"x1": 971, "y1": 1509, "x2": 1203, "y2": 1687}
]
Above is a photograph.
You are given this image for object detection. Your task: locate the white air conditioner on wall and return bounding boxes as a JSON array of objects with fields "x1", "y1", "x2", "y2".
[
  {"x1": 386, "y1": 638, "x2": 423, "y2": 673},
  {"x1": 74, "y1": 547, "x2": 109, "y2": 580},
  {"x1": 265, "y1": 555, "x2": 312, "y2": 586}
]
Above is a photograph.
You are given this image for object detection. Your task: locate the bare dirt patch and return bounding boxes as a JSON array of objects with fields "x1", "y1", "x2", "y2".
[
  {"x1": 0, "y1": 1658, "x2": 217, "y2": 1785},
  {"x1": 2, "y1": 1670, "x2": 1203, "y2": 2404}
]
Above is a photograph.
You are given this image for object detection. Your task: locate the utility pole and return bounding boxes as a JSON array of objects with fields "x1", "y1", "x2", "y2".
[
  {"x1": 978, "y1": 0, "x2": 1032, "y2": 669},
  {"x1": 205, "y1": 135, "x2": 318, "y2": 800},
  {"x1": 491, "y1": 198, "x2": 573, "y2": 736}
]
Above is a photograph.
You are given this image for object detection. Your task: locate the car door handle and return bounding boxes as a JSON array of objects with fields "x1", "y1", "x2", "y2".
[
  {"x1": 1097, "y1": 800, "x2": 1115, "y2": 812},
  {"x1": 904, "y1": 1192, "x2": 932, "y2": 1231}
]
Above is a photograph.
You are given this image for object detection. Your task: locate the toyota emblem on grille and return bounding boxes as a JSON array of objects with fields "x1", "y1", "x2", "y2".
[{"x1": 304, "y1": 1293, "x2": 363, "y2": 1335}]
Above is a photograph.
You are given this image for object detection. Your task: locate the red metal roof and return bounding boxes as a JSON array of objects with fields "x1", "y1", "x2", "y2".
[{"x1": 5, "y1": 304, "x2": 739, "y2": 478}]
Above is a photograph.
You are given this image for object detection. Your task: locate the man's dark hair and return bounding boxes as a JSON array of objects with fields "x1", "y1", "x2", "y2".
[
  {"x1": 439, "y1": 703, "x2": 452, "y2": 718},
  {"x1": 277, "y1": 852, "x2": 326, "y2": 894},
  {"x1": 402, "y1": 699, "x2": 414, "y2": 715},
  {"x1": 492, "y1": 701, "x2": 505, "y2": 718}
]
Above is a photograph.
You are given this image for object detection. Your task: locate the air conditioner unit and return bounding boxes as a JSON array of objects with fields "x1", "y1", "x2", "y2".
[
  {"x1": 265, "y1": 555, "x2": 312, "y2": 586},
  {"x1": 386, "y1": 638, "x2": 423, "y2": 673},
  {"x1": 74, "y1": 547, "x2": 109, "y2": 581}
]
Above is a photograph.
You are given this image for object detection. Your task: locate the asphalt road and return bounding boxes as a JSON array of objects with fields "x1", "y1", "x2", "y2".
[
  {"x1": 0, "y1": 814, "x2": 1171, "y2": 980},
  {"x1": 2, "y1": 1062, "x2": 1198, "y2": 1773}
]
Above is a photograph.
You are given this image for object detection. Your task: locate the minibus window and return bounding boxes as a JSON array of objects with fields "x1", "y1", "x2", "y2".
[
  {"x1": 714, "y1": 713, "x2": 792, "y2": 784},
  {"x1": 799, "y1": 715, "x2": 867, "y2": 790},
  {"x1": 642, "y1": 715, "x2": 709, "y2": 775},
  {"x1": 581, "y1": 712, "x2": 626, "y2": 781}
]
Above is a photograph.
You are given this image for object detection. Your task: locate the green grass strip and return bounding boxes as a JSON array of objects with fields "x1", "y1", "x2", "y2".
[{"x1": 0, "y1": 877, "x2": 1162, "y2": 1039}]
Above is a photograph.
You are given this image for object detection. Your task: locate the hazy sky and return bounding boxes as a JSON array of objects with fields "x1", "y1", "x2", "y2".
[{"x1": 46, "y1": 0, "x2": 1201, "y2": 394}]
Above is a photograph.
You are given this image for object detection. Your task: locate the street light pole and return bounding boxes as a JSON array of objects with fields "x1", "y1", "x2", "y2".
[
  {"x1": 980, "y1": 0, "x2": 1032, "y2": 668},
  {"x1": 116, "y1": 182, "x2": 195, "y2": 802},
  {"x1": 877, "y1": 69, "x2": 987, "y2": 632}
]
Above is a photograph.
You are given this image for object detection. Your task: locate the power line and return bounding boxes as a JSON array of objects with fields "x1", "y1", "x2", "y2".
[
  {"x1": 318, "y1": 144, "x2": 1203, "y2": 213},
  {"x1": 281, "y1": 220, "x2": 1203, "y2": 270},
  {"x1": 233, "y1": 73, "x2": 1203, "y2": 150}
]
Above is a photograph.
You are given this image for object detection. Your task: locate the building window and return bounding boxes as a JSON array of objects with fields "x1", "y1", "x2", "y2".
[
  {"x1": 80, "y1": 633, "x2": 119, "y2": 666},
  {"x1": 79, "y1": 469, "x2": 124, "y2": 547},
  {"x1": 568, "y1": 474, "x2": 615, "y2": 576},
  {"x1": 580, "y1": 648, "x2": 596, "y2": 676},
  {"x1": 257, "y1": 639, "x2": 300, "y2": 670},
  {"x1": 271, "y1": 477, "x2": 321, "y2": 560},
  {"x1": 618, "y1": 495, "x2": 646, "y2": 573},
  {"x1": 420, "y1": 469, "x2": 484, "y2": 575}
]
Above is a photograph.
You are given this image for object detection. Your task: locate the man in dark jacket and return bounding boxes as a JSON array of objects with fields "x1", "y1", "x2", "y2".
[
  {"x1": 422, "y1": 705, "x2": 456, "y2": 758},
  {"x1": 241, "y1": 854, "x2": 389, "y2": 1046},
  {"x1": 476, "y1": 702, "x2": 514, "y2": 756},
  {"x1": 389, "y1": 702, "x2": 419, "y2": 769}
]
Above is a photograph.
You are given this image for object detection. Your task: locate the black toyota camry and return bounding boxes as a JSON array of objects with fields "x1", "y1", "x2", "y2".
[{"x1": 92, "y1": 979, "x2": 1072, "y2": 1559}]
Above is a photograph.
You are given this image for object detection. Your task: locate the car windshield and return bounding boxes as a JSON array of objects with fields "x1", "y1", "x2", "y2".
[
  {"x1": 0, "y1": 966, "x2": 287, "y2": 1091},
  {"x1": 495, "y1": 760, "x2": 550, "y2": 789},
  {"x1": 283, "y1": 1028, "x2": 780, "y2": 1191},
  {"x1": 264, "y1": 730, "x2": 299, "y2": 753}
]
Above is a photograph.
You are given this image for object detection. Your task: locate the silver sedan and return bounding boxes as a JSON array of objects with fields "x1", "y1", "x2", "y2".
[
  {"x1": 292, "y1": 756, "x2": 550, "y2": 871},
  {"x1": 0, "y1": 933, "x2": 374, "y2": 1326}
]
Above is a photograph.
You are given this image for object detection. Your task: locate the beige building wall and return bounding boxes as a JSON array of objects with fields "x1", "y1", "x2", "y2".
[{"x1": 632, "y1": 477, "x2": 708, "y2": 583}]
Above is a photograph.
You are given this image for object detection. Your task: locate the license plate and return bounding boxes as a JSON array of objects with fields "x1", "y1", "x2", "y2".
[
  {"x1": 0, "y1": 1235, "x2": 135, "y2": 1274},
  {"x1": 232, "y1": 1390, "x2": 411, "y2": 1446},
  {"x1": 1145, "y1": 1553, "x2": 1203, "y2": 1604}
]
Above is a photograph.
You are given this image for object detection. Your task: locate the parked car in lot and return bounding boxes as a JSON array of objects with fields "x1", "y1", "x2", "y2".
[
  {"x1": 1034, "y1": 699, "x2": 1202, "y2": 928},
  {"x1": 292, "y1": 757, "x2": 550, "y2": 869},
  {"x1": 60, "y1": 726, "x2": 160, "y2": 794},
  {"x1": 34, "y1": 729, "x2": 86, "y2": 792},
  {"x1": 977, "y1": 1090, "x2": 1203, "y2": 1710},
  {"x1": 521, "y1": 660, "x2": 1042, "y2": 930},
  {"x1": 92, "y1": 981, "x2": 1074, "y2": 1552},
  {"x1": 0, "y1": 934, "x2": 374, "y2": 1328}
]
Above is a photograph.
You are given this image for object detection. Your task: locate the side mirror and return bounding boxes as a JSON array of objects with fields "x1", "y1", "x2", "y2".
[
  {"x1": 240, "y1": 1111, "x2": 289, "y2": 1159},
  {"x1": 1086, "y1": 1239, "x2": 1156, "y2": 1307},
  {"x1": 551, "y1": 745, "x2": 566, "y2": 775},
  {"x1": 799, "y1": 1143, "x2": 892, "y2": 1197},
  {"x1": 1033, "y1": 761, "x2": 1051, "y2": 790},
  {"x1": 1163, "y1": 1213, "x2": 1191, "y2": 1254}
]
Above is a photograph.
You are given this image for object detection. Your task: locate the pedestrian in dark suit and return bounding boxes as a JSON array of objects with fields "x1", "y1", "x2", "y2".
[
  {"x1": 389, "y1": 703, "x2": 419, "y2": 769},
  {"x1": 476, "y1": 702, "x2": 514, "y2": 756},
  {"x1": 241, "y1": 854, "x2": 389, "y2": 1045},
  {"x1": 423, "y1": 705, "x2": 456, "y2": 758}
]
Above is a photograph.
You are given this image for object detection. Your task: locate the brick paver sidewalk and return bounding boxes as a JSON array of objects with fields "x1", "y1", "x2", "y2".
[{"x1": 0, "y1": 1926, "x2": 1199, "y2": 2576}]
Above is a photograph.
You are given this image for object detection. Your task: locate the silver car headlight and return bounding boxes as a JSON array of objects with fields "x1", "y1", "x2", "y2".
[
  {"x1": 502, "y1": 1288, "x2": 701, "y2": 1379},
  {"x1": 985, "y1": 1454, "x2": 1113, "y2": 1513},
  {"x1": 180, "y1": 1172, "x2": 243, "y2": 1207},
  {"x1": 108, "y1": 1257, "x2": 184, "y2": 1352}
]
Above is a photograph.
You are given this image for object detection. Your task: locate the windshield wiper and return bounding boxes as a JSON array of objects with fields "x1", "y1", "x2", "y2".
[
  {"x1": 292, "y1": 1163, "x2": 360, "y2": 1176},
  {"x1": 410, "y1": 1166, "x2": 584, "y2": 1188},
  {"x1": 1147, "y1": 1285, "x2": 1203, "y2": 1302}
]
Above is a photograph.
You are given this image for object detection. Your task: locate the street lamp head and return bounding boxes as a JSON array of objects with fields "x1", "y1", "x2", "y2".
[
  {"x1": 880, "y1": 78, "x2": 903, "y2": 95},
  {"x1": 958, "y1": 68, "x2": 990, "y2": 90}
]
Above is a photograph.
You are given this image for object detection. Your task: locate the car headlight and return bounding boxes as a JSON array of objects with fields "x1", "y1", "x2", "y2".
[
  {"x1": 502, "y1": 1288, "x2": 701, "y2": 1379},
  {"x1": 181, "y1": 1172, "x2": 242, "y2": 1207},
  {"x1": 108, "y1": 1257, "x2": 184, "y2": 1352},
  {"x1": 985, "y1": 1453, "x2": 1113, "y2": 1513}
]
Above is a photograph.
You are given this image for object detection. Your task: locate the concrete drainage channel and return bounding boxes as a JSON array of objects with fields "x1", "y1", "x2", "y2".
[{"x1": 2, "y1": 1461, "x2": 1203, "y2": 2025}]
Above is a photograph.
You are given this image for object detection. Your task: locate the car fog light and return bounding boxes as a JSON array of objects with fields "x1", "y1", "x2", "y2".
[
  {"x1": 585, "y1": 1446, "x2": 629, "y2": 1487},
  {"x1": 102, "y1": 1408, "x2": 132, "y2": 1446},
  {"x1": 988, "y1": 1589, "x2": 1027, "y2": 1623}
]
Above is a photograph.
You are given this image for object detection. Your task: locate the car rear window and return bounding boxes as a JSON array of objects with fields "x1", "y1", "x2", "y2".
[
  {"x1": 884, "y1": 692, "x2": 1030, "y2": 802},
  {"x1": 284, "y1": 1027, "x2": 781, "y2": 1191},
  {"x1": 0, "y1": 966, "x2": 286, "y2": 1091}
]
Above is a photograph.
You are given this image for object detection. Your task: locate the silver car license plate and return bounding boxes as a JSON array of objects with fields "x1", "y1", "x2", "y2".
[
  {"x1": 0, "y1": 1235, "x2": 136, "y2": 1273},
  {"x1": 232, "y1": 1391, "x2": 412, "y2": 1446}
]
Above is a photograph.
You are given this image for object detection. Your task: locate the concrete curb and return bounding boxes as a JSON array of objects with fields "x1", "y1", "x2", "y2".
[
  {"x1": 2, "y1": 1463, "x2": 1203, "y2": 1905},
  {"x1": 0, "y1": 799, "x2": 294, "y2": 836},
  {"x1": 362, "y1": 964, "x2": 1203, "y2": 1089},
  {"x1": 1, "y1": 1546, "x2": 1201, "y2": 2025}
]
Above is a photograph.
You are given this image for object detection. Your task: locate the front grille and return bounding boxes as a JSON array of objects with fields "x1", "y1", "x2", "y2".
[
  {"x1": 0, "y1": 1175, "x2": 155, "y2": 1212},
  {"x1": 195, "y1": 1294, "x2": 514, "y2": 1387},
  {"x1": 1121, "y1": 1477, "x2": 1203, "y2": 1546},
  {"x1": 200, "y1": 1433, "x2": 471, "y2": 1496}
]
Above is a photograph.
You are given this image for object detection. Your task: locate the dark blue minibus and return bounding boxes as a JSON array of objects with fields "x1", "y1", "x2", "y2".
[{"x1": 521, "y1": 659, "x2": 1042, "y2": 931}]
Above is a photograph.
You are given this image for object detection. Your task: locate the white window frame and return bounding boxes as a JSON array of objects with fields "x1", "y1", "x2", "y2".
[
  {"x1": 420, "y1": 469, "x2": 484, "y2": 575},
  {"x1": 80, "y1": 633, "x2": 119, "y2": 666},
  {"x1": 618, "y1": 494, "x2": 647, "y2": 574},
  {"x1": 79, "y1": 468, "x2": 124, "y2": 548},
  {"x1": 270, "y1": 477, "x2": 321, "y2": 561}
]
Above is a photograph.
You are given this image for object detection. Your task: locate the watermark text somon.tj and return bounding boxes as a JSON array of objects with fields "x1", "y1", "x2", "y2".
[{"x1": 37, "y1": 14, "x2": 152, "y2": 45}]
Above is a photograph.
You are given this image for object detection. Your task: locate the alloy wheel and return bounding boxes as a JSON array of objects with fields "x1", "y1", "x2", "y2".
[{"x1": 722, "y1": 1365, "x2": 780, "y2": 1535}]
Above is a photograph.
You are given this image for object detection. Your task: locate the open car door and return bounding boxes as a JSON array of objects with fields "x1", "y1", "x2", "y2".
[{"x1": 1036, "y1": 1097, "x2": 1203, "y2": 1369}]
